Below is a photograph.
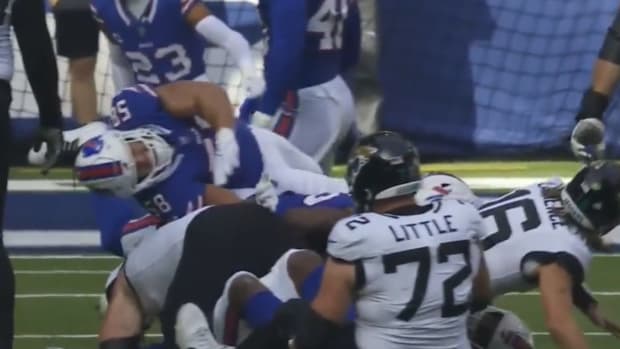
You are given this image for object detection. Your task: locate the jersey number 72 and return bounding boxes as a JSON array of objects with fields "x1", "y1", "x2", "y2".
[{"x1": 383, "y1": 240, "x2": 473, "y2": 320}]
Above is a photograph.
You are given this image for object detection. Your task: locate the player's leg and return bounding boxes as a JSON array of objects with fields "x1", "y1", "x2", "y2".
[
  {"x1": 54, "y1": 9, "x2": 99, "y2": 124},
  {"x1": 0, "y1": 78, "x2": 13, "y2": 349},
  {"x1": 160, "y1": 204, "x2": 298, "y2": 347}
]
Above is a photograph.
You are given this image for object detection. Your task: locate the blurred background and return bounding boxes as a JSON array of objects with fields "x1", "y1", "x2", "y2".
[{"x1": 10, "y1": 0, "x2": 620, "y2": 163}]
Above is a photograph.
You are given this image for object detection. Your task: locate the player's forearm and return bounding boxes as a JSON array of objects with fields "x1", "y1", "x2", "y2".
[
  {"x1": 590, "y1": 59, "x2": 620, "y2": 96},
  {"x1": 259, "y1": 1, "x2": 306, "y2": 115},
  {"x1": 577, "y1": 7, "x2": 620, "y2": 121},
  {"x1": 109, "y1": 44, "x2": 136, "y2": 91},
  {"x1": 194, "y1": 15, "x2": 255, "y2": 78},
  {"x1": 12, "y1": 0, "x2": 62, "y2": 128}
]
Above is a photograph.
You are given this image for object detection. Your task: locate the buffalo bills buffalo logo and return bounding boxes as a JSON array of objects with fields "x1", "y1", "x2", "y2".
[{"x1": 81, "y1": 137, "x2": 104, "y2": 158}]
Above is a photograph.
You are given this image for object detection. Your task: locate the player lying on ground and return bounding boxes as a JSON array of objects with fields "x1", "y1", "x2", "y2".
[
  {"x1": 32, "y1": 80, "x2": 348, "y2": 223},
  {"x1": 91, "y1": 0, "x2": 264, "y2": 97},
  {"x1": 239, "y1": 0, "x2": 360, "y2": 172},
  {"x1": 97, "y1": 202, "x2": 352, "y2": 349}
]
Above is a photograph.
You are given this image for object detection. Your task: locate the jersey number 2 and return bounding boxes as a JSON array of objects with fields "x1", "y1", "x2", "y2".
[
  {"x1": 308, "y1": 0, "x2": 347, "y2": 50},
  {"x1": 382, "y1": 240, "x2": 472, "y2": 321},
  {"x1": 126, "y1": 44, "x2": 192, "y2": 84}
]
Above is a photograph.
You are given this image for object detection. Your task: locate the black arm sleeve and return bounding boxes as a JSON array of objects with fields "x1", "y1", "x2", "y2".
[{"x1": 11, "y1": 0, "x2": 62, "y2": 128}]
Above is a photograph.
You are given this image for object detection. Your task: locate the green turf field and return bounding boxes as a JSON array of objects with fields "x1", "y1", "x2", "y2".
[{"x1": 11, "y1": 255, "x2": 620, "y2": 349}]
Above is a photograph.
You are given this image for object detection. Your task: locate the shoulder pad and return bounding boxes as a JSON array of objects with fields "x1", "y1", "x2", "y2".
[{"x1": 326, "y1": 213, "x2": 379, "y2": 262}]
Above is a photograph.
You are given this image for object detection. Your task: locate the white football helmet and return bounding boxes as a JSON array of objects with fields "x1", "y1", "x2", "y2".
[
  {"x1": 468, "y1": 306, "x2": 535, "y2": 349},
  {"x1": 415, "y1": 172, "x2": 482, "y2": 208},
  {"x1": 74, "y1": 128, "x2": 174, "y2": 197}
]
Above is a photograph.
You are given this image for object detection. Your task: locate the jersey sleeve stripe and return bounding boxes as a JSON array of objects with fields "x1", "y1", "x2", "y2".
[
  {"x1": 180, "y1": 0, "x2": 198, "y2": 15},
  {"x1": 146, "y1": 0, "x2": 158, "y2": 22},
  {"x1": 90, "y1": 4, "x2": 104, "y2": 24},
  {"x1": 122, "y1": 215, "x2": 162, "y2": 235},
  {"x1": 136, "y1": 84, "x2": 158, "y2": 97}
]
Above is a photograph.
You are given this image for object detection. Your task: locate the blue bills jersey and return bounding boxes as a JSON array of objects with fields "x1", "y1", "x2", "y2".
[
  {"x1": 91, "y1": 0, "x2": 207, "y2": 84},
  {"x1": 246, "y1": 0, "x2": 358, "y2": 117},
  {"x1": 107, "y1": 84, "x2": 263, "y2": 221},
  {"x1": 274, "y1": 192, "x2": 353, "y2": 215}
]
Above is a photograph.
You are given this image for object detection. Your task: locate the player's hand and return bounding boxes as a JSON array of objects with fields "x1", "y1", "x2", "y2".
[
  {"x1": 251, "y1": 111, "x2": 274, "y2": 130},
  {"x1": 571, "y1": 118, "x2": 605, "y2": 163},
  {"x1": 32, "y1": 127, "x2": 63, "y2": 175},
  {"x1": 213, "y1": 128, "x2": 240, "y2": 186},
  {"x1": 243, "y1": 72, "x2": 266, "y2": 99},
  {"x1": 254, "y1": 173, "x2": 278, "y2": 212}
]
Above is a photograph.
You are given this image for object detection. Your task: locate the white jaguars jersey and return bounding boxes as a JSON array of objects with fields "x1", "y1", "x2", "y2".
[
  {"x1": 479, "y1": 180, "x2": 592, "y2": 296},
  {"x1": 123, "y1": 205, "x2": 213, "y2": 319},
  {"x1": 327, "y1": 199, "x2": 485, "y2": 349}
]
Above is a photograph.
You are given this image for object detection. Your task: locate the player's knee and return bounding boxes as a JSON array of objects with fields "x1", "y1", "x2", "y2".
[
  {"x1": 228, "y1": 274, "x2": 268, "y2": 312},
  {"x1": 69, "y1": 57, "x2": 97, "y2": 80},
  {"x1": 287, "y1": 250, "x2": 323, "y2": 291}
]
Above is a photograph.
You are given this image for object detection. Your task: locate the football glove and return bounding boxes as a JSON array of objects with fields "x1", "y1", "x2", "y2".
[
  {"x1": 243, "y1": 72, "x2": 266, "y2": 99},
  {"x1": 254, "y1": 173, "x2": 278, "y2": 212},
  {"x1": 571, "y1": 118, "x2": 605, "y2": 163},
  {"x1": 32, "y1": 127, "x2": 63, "y2": 175},
  {"x1": 213, "y1": 128, "x2": 240, "y2": 186}
]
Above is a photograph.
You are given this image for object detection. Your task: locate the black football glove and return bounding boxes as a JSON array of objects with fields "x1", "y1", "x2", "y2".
[{"x1": 32, "y1": 127, "x2": 63, "y2": 175}]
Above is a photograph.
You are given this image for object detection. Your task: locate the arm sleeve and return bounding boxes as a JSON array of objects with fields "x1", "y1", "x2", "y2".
[
  {"x1": 340, "y1": 0, "x2": 361, "y2": 74},
  {"x1": 257, "y1": 0, "x2": 307, "y2": 116},
  {"x1": 12, "y1": 0, "x2": 63, "y2": 128},
  {"x1": 109, "y1": 43, "x2": 136, "y2": 91},
  {"x1": 194, "y1": 15, "x2": 255, "y2": 79}
]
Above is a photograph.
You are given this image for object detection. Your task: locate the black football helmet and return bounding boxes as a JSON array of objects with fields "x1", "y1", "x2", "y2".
[
  {"x1": 561, "y1": 161, "x2": 620, "y2": 234},
  {"x1": 346, "y1": 131, "x2": 421, "y2": 212}
]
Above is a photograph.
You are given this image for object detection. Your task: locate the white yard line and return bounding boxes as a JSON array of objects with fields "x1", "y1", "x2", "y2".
[
  {"x1": 12, "y1": 332, "x2": 612, "y2": 339},
  {"x1": 10, "y1": 255, "x2": 120, "y2": 259},
  {"x1": 15, "y1": 293, "x2": 101, "y2": 299},
  {"x1": 6, "y1": 177, "x2": 573, "y2": 192},
  {"x1": 15, "y1": 333, "x2": 162, "y2": 339},
  {"x1": 14, "y1": 270, "x2": 109, "y2": 275},
  {"x1": 504, "y1": 291, "x2": 620, "y2": 296}
]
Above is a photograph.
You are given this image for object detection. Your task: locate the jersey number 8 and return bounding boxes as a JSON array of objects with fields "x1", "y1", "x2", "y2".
[
  {"x1": 383, "y1": 240, "x2": 472, "y2": 320},
  {"x1": 308, "y1": 0, "x2": 348, "y2": 50},
  {"x1": 126, "y1": 44, "x2": 192, "y2": 84}
]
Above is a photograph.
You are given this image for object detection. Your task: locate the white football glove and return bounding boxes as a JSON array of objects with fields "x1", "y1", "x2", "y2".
[
  {"x1": 254, "y1": 173, "x2": 278, "y2": 212},
  {"x1": 243, "y1": 72, "x2": 266, "y2": 99},
  {"x1": 251, "y1": 111, "x2": 275, "y2": 130},
  {"x1": 571, "y1": 118, "x2": 605, "y2": 163},
  {"x1": 213, "y1": 128, "x2": 240, "y2": 186}
]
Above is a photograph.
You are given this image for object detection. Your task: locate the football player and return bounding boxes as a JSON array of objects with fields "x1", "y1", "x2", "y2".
[
  {"x1": 240, "y1": 0, "x2": 360, "y2": 173},
  {"x1": 66, "y1": 81, "x2": 347, "y2": 222},
  {"x1": 287, "y1": 131, "x2": 492, "y2": 349},
  {"x1": 98, "y1": 201, "x2": 351, "y2": 349},
  {"x1": 425, "y1": 164, "x2": 620, "y2": 349},
  {"x1": 90, "y1": 0, "x2": 264, "y2": 97}
]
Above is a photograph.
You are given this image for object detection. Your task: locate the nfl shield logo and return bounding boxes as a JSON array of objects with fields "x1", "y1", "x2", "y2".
[{"x1": 138, "y1": 26, "x2": 146, "y2": 37}]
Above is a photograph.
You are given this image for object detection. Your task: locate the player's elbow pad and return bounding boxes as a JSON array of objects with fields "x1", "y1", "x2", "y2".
[
  {"x1": 294, "y1": 307, "x2": 341, "y2": 349},
  {"x1": 195, "y1": 16, "x2": 254, "y2": 75},
  {"x1": 599, "y1": 10, "x2": 620, "y2": 64}
]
